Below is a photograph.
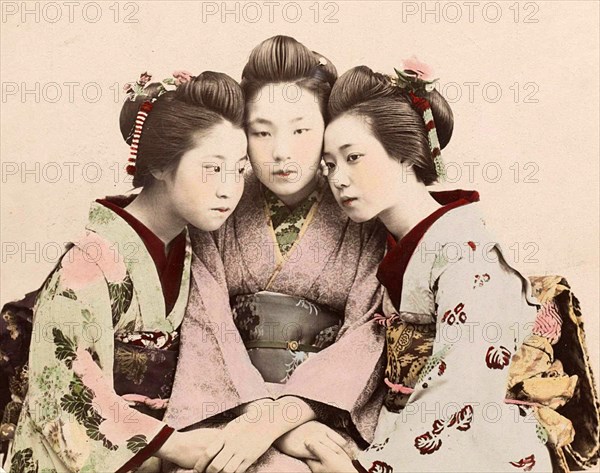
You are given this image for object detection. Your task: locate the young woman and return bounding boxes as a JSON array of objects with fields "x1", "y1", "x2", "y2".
[
  {"x1": 163, "y1": 36, "x2": 388, "y2": 473},
  {"x1": 302, "y1": 64, "x2": 564, "y2": 472},
  {"x1": 5, "y1": 71, "x2": 249, "y2": 473}
]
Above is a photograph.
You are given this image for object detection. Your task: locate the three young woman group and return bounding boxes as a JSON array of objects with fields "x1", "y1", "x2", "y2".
[{"x1": 7, "y1": 36, "x2": 557, "y2": 472}]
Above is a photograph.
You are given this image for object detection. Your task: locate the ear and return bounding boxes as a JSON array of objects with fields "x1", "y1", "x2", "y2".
[{"x1": 150, "y1": 167, "x2": 169, "y2": 181}]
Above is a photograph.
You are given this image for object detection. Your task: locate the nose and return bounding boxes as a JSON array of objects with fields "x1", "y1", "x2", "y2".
[
  {"x1": 273, "y1": 135, "x2": 292, "y2": 162},
  {"x1": 216, "y1": 169, "x2": 242, "y2": 199},
  {"x1": 330, "y1": 166, "x2": 350, "y2": 189}
]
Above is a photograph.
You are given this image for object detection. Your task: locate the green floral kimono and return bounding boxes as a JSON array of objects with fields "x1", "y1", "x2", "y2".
[{"x1": 6, "y1": 201, "x2": 192, "y2": 473}]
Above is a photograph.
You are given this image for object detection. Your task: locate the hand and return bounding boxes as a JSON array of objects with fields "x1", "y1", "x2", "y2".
[
  {"x1": 193, "y1": 416, "x2": 276, "y2": 473},
  {"x1": 155, "y1": 429, "x2": 224, "y2": 470},
  {"x1": 274, "y1": 421, "x2": 352, "y2": 461},
  {"x1": 304, "y1": 439, "x2": 357, "y2": 473},
  {"x1": 134, "y1": 456, "x2": 161, "y2": 473}
]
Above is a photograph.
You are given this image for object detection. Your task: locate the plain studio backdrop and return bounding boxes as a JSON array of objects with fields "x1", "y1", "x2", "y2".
[{"x1": 1, "y1": 1, "x2": 599, "y2": 379}]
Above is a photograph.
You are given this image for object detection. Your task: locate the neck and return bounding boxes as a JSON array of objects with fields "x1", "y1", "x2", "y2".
[
  {"x1": 378, "y1": 186, "x2": 441, "y2": 241},
  {"x1": 277, "y1": 177, "x2": 319, "y2": 209},
  {"x1": 125, "y1": 183, "x2": 186, "y2": 248}
]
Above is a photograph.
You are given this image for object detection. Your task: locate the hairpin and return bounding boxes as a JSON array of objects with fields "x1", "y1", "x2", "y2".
[
  {"x1": 123, "y1": 70, "x2": 195, "y2": 176},
  {"x1": 389, "y1": 57, "x2": 445, "y2": 180}
]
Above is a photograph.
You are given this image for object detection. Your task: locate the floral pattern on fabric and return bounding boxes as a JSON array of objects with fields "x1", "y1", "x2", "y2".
[
  {"x1": 6, "y1": 200, "x2": 192, "y2": 473},
  {"x1": 357, "y1": 202, "x2": 555, "y2": 472},
  {"x1": 509, "y1": 454, "x2": 536, "y2": 471},
  {"x1": 414, "y1": 404, "x2": 474, "y2": 455},
  {"x1": 264, "y1": 186, "x2": 319, "y2": 255},
  {"x1": 383, "y1": 318, "x2": 435, "y2": 412},
  {"x1": 368, "y1": 460, "x2": 394, "y2": 473},
  {"x1": 165, "y1": 171, "x2": 388, "y2": 466},
  {"x1": 9, "y1": 447, "x2": 38, "y2": 473}
]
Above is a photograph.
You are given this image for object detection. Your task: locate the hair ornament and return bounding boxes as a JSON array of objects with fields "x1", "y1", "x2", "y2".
[
  {"x1": 389, "y1": 57, "x2": 445, "y2": 180},
  {"x1": 124, "y1": 70, "x2": 196, "y2": 102},
  {"x1": 124, "y1": 70, "x2": 196, "y2": 175},
  {"x1": 310, "y1": 57, "x2": 332, "y2": 85},
  {"x1": 126, "y1": 100, "x2": 153, "y2": 176},
  {"x1": 391, "y1": 56, "x2": 438, "y2": 93}
]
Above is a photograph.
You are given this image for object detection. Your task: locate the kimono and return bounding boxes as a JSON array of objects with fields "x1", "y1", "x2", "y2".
[
  {"x1": 5, "y1": 197, "x2": 192, "y2": 473},
  {"x1": 354, "y1": 190, "x2": 555, "y2": 473},
  {"x1": 163, "y1": 172, "x2": 387, "y2": 472}
]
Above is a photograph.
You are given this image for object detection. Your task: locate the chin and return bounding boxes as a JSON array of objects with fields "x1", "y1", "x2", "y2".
[
  {"x1": 342, "y1": 208, "x2": 375, "y2": 224},
  {"x1": 265, "y1": 181, "x2": 302, "y2": 195},
  {"x1": 349, "y1": 214, "x2": 373, "y2": 223},
  {"x1": 190, "y1": 216, "x2": 227, "y2": 232}
]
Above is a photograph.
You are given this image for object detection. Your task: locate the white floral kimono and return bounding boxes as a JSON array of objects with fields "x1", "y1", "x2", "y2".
[
  {"x1": 355, "y1": 192, "x2": 553, "y2": 473},
  {"x1": 6, "y1": 200, "x2": 192, "y2": 473}
]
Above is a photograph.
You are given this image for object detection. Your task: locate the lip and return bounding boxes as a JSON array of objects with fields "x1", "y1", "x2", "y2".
[
  {"x1": 341, "y1": 197, "x2": 357, "y2": 207},
  {"x1": 272, "y1": 170, "x2": 297, "y2": 178},
  {"x1": 212, "y1": 207, "x2": 230, "y2": 213}
]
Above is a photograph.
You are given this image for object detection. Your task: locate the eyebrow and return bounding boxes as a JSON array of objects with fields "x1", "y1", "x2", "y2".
[
  {"x1": 247, "y1": 117, "x2": 306, "y2": 126},
  {"x1": 247, "y1": 118, "x2": 272, "y2": 126},
  {"x1": 204, "y1": 155, "x2": 249, "y2": 161},
  {"x1": 323, "y1": 144, "x2": 354, "y2": 157}
]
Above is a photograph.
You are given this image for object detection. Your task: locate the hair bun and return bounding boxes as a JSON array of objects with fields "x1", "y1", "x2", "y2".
[
  {"x1": 328, "y1": 66, "x2": 396, "y2": 118},
  {"x1": 175, "y1": 71, "x2": 244, "y2": 125},
  {"x1": 329, "y1": 66, "x2": 454, "y2": 150},
  {"x1": 241, "y1": 35, "x2": 338, "y2": 85}
]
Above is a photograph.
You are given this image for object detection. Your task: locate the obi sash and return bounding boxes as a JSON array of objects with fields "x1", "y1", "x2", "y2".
[
  {"x1": 112, "y1": 331, "x2": 180, "y2": 420},
  {"x1": 231, "y1": 291, "x2": 342, "y2": 383}
]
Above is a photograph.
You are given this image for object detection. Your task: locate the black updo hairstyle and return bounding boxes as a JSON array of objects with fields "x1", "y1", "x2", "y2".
[
  {"x1": 328, "y1": 66, "x2": 454, "y2": 185},
  {"x1": 119, "y1": 71, "x2": 245, "y2": 188},
  {"x1": 240, "y1": 35, "x2": 338, "y2": 122}
]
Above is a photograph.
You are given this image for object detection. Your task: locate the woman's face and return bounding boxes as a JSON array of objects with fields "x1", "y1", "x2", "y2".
[
  {"x1": 246, "y1": 83, "x2": 325, "y2": 203},
  {"x1": 163, "y1": 120, "x2": 248, "y2": 231},
  {"x1": 323, "y1": 113, "x2": 405, "y2": 223}
]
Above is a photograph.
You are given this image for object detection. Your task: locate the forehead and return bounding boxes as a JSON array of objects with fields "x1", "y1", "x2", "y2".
[
  {"x1": 246, "y1": 82, "x2": 322, "y2": 122},
  {"x1": 325, "y1": 114, "x2": 374, "y2": 147},
  {"x1": 190, "y1": 122, "x2": 247, "y2": 157}
]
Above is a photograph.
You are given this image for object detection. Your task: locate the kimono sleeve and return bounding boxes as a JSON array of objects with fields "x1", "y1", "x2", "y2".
[
  {"x1": 277, "y1": 222, "x2": 387, "y2": 445},
  {"x1": 16, "y1": 245, "x2": 170, "y2": 473},
  {"x1": 355, "y1": 244, "x2": 552, "y2": 472}
]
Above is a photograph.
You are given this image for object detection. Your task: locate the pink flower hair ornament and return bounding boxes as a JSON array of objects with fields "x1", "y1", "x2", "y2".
[{"x1": 390, "y1": 56, "x2": 438, "y2": 92}]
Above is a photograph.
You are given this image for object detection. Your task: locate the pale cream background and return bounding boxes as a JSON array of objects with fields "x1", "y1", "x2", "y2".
[{"x1": 1, "y1": 0, "x2": 599, "y2": 384}]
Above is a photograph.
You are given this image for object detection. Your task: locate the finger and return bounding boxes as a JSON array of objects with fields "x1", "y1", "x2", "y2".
[
  {"x1": 206, "y1": 448, "x2": 234, "y2": 473},
  {"x1": 194, "y1": 440, "x2": 225, "y2": 472},
  {"x1": 222, "y1": 454, "x2": 244, "y2": 473},
  {"x1": 318, "y1": 437, "x2": 346, "y2": 456},
  {"x1": 325, "y1": 428, "x2": 348, "y2": 448},
  {"x1": 305, "y1": 459, "x2": 324, "y2": 473},
  {"x1": 325, "y1": 431, "x2": 356, "y2": 459},
  {"x1": 234, "y1": 458, "x2": 249, "y2": 473},
  {"x1": 304, "y1": 439, "x2": 331, "y2": 458}
]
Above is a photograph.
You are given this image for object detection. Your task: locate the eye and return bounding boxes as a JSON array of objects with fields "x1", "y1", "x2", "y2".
[
  {"x1": 324, "y1": 161, "x2": 336, "y2": 170},
  {"x1": 294, "y1": 128, "x2": 310, "y2": 135},
  {"x1": 251, "y1": 131, "x2": 271, "y2": 138},
  {"x1": 347, "y1": 153, "x2": 363, "y2": 163},
  {"x1": 203, "y1": 164, "x2": 221, "y2": 173}
]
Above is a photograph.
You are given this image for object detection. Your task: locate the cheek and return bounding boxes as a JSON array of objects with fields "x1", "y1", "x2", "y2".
[
  {"x1": 355, "y1": 167, "x2": 386, "y2": 193},
  {"x1": 294, "y1": 135, "x2": 322, "y2": 162},
  {"x1": 171, "y1": 175, "x2": 203, "y2": 203},
  {"x1": 248, "y1": 139, "x2": 271, "y2": 160}
]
